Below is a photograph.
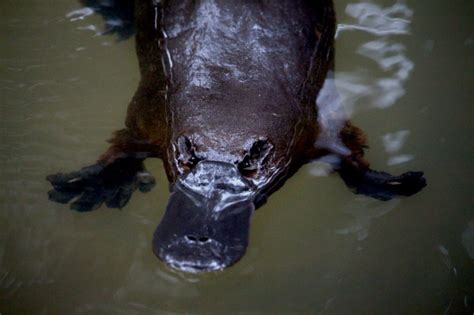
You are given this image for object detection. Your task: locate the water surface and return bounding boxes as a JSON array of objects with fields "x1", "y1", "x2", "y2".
[{"x1": 1, "y1": 0, "x2": 473, "y2": 314}]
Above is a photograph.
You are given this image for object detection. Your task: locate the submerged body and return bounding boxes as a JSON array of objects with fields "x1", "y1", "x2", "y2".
[{"x1": 48, "y1": 0, "x2": 426, "y2": 271}]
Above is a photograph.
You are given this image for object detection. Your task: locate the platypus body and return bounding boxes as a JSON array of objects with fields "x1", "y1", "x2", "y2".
[{"x1": 48, "y1": 0, "x2": 426, "y2": 272}]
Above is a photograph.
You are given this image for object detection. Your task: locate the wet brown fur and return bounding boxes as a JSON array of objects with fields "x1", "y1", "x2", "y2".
[{"x1": 97, "y1": 0, "x2": 370, "y2": 185}]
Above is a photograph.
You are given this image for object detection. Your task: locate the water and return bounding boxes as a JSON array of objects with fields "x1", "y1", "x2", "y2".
[{"x1": 1, "y1": 0, "x2": 473, "y2": 313}]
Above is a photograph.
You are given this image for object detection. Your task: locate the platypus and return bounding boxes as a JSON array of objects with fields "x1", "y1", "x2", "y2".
[{"x1": 47, "y1": 0, "x2": 426, "y2": 272}]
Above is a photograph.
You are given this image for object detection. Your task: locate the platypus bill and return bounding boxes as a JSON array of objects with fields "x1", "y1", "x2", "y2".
[{"x1": 47, "y1": 0, "x2": 426, "y2": 272}]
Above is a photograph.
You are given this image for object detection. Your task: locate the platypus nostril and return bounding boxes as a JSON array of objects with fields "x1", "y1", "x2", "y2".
[
  {"x1": 185, "y1": 235, "x2": 210, "y2": 243},
  {"x1": 198, "y1": 237, "x2": 209, "y2": 243}
]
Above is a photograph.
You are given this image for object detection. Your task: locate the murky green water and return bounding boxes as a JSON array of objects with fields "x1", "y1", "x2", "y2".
[{"x1": 1, "y1": 0, "x2": 473, "y2": 314}]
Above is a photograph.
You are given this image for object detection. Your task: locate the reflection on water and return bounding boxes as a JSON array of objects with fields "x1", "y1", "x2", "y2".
[
  {"x1": 382, "y1": 129, "x2": 414, "y2": 165},
  {"x1": 336, "y1": 198, "x2": 400, "y2": 241},
  {"x1": 1, "y1": 0, "x2": 473, "y2": 314},
  {"x1": 68, "y1": 0, "x2": 135, "y2": 39},
  {"x1": 463, "y1": 222, "x2": 474, "y2": 259},
  {"x1": 335, "y1": 2, "x2": 413, "y2": 114},
  {"x1": 66, "y1": 7, "x2": 95, "y2": 22},
  {"x1": 382, "y1": 129, "x2": 410, "y2": 153},
  {"x1": 336, "y1": 2, "x2": 412, "y2": 36},
  {"x1": 439, "y1": 245, "x2": 457, "y2": 277},
  {"x1": 312, "y1": 2, "x2": 416, "y2": 241}
]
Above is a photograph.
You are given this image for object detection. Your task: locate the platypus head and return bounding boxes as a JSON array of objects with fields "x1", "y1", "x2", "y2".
[
  {"x1": 153, "y1": 135, "x2": 278, "y2": 272},
  {"x1": 153, "y1": 161, "x2": 255, "y2": 272}
]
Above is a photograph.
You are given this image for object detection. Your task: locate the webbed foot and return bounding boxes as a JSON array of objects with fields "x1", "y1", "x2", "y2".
[
  {"x1": 47, "y1": 158, "x2": 155, "y2": 211},
  {"x1": 340, "y1": 169, "x2": 426, "y2": 201}
]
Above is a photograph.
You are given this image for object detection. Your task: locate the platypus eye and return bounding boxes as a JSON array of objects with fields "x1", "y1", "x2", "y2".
[
  {"x1": 238, "y1": 139, "x2": 273, "y2": 177},
  {"x1": 239, "y1": 156, "x2": 258, "y2": 177},
  {"x1": 176, "y1": 136, "x2": 201, "y2": 171}
]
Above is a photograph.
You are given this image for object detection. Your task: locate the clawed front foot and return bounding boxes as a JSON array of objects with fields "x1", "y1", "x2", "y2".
[
  {"x1": 47, "y1": 158, "x2": 155, "y2": 211},
  {"x1": 340, "y1": 169, "x2": 427, "y2": 201}
]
